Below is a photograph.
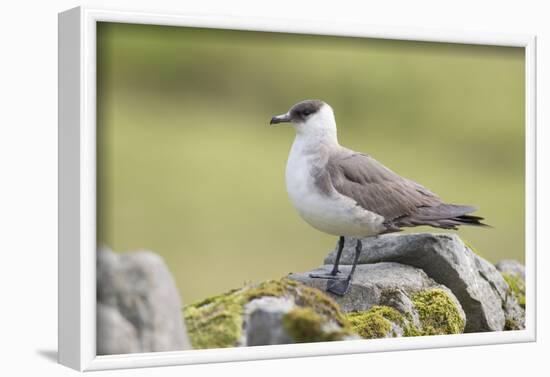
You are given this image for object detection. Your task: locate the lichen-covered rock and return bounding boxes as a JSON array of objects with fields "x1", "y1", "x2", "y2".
[
  {"x1": 99, "y1": 233, "x2": 524, "y2": 351},
  {"x1": 281, "y1": 306, "x2": 354, "y2": 343},
  {"x1": 323, "y1": 233, "x2": 522, "y2": 332},
  {"x1": 496, "y1": 259, "x2": 526, "y2": 310},
  {"x1": 289, "y1": 262, "x2": 461, "y2": 313},
  {"x1": 496, "y1": 259, "x2": 526, "y2": 330},
  {"x1": 346, "y1": 306, "x2": 410, "y2": 339},
  {"x1": 97, "y1": 247, "x2": 191, "y2": 354},
  {"x1": 289, "y1": 263, "x2": 466, "y2": 339},
  {"x1": 183, "y1": 279, "x2": 356, "y2": 349},
  {"x1": 346, "y1": 288, "x2": 465, "y2": 339},
  {"x1": 334, "y1": 288, "x2": 466, "y2": 340}
]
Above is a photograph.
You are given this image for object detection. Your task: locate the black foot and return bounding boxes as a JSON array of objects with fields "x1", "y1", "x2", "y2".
[
  {"x1": 326, "y1": 278, "x2": 351, "y2": 296},
  {"x1": 308, "y1": 271, "x2": 346, "y2": 280}
]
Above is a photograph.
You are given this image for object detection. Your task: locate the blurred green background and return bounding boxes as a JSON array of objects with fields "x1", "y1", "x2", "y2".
[{"x1": 97, "y1": 23, "x2": 525, "y2": 304}]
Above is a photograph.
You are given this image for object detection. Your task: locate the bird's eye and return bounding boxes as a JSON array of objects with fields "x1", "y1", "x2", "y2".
[{"x1": 303, "y1": 110, "x2": 312, "y2": 116}]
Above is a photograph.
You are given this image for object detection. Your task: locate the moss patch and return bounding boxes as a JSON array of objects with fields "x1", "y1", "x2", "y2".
[
  {"x1": 183, "y1": 278, "x2": 349, "y2": 349},
  {"x1": 292, "y1": 283, "x2": 348, "y2": 327},
  {"x1": 183, "y1": 288, "x2": 245, "y2": 349},
  {"x1": 282, "y1": 307, "x2": 349, "y2": 342},
  {"x1": 244, "y1": 279, "x2": 299, "y2": 301},
  {"x1": 412, "y1": 288, "x2": 465, "y2": 335},
  {"x1": 501, "y1": 272, "x2": 526, "y2": 309},
  {"x1": 346, "y1": 289, "x2": 465, "y2": 340},
  {"x1": 346, "y1": 306, "x2": 403, "y2": 339},
  {"x1": 504, "y1": 318, "x2": 521, "y2": 331},
  {"x1": 282, "y1": 307, "x2": 324, "y2": 342}
]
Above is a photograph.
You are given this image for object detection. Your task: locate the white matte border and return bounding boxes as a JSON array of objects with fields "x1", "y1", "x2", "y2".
[{"x1": 58, "y1": 5, "x2": 536, "y2": 372}]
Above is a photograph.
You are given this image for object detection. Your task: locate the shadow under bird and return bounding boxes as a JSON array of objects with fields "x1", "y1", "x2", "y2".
[{"x1": 270, "y1": 99, "x2": 488, "y2": 296}]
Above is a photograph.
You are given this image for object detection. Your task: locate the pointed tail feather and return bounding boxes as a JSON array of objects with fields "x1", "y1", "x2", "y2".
[{"x1": 395, "y1": 203, "x2": 490, "y2": 229}]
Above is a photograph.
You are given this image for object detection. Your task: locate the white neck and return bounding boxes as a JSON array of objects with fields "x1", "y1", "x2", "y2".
[{"x1": 292, "y1": 104, "x2": 339, "y2": 148}]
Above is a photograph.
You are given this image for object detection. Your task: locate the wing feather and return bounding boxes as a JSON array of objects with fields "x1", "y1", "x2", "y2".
[{"x1": 326, "y1": 151, "x2": 441, "y2": 221}]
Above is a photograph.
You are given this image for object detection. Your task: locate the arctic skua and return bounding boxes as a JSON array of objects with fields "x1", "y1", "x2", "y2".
[{"x1": 270, "y1": 99, "x2": 487, "y2": 296}]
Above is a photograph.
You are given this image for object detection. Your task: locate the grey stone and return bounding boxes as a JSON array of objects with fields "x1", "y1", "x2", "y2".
[
  {"x1": 323, "y1": 233, "x2": 519, "y2": 332},
  {"x1": 290, "y1": 262, "x2": 464, "y2": 321},
  {"x1": 97, "y1": 303, "x2": 140, "y2": 355},
  {"x1": 378, "y1": 287, "x2": 422, "y2": 329},
  {"x1": 502, "y1": 296, "x2": 525, "y2": 330},
  {"x1": 97, "y1": 247, "x2": 191, "y2": 354},
  {"x1": 496, "y1": 259, "x2": 526, "y2": 330},
  {"x1": 243, "y1": 297, "x2": 295, "y2": 346},
  {"x1": 241, "y1": 294, "x2": 359, "y2": 346},
  {"x1": 290, "y1": 262, "x2": 465, "y2": 338},
  {"x1": 290, "y1": 262, "x2": 446, "y2": 312}
]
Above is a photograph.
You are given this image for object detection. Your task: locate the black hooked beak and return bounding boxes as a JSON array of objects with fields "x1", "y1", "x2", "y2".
[{"x1": 270, "y1": 113, "x2": 291, "y2": 125}]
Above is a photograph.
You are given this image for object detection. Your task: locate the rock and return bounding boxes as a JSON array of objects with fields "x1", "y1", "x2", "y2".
[
  {"x1": 97, "y1": 247, "x2": 191, "y2": 354},
  {"x1": 183, "y1": 279, "x2": 356, "y2": 349},
  {"x1": 290, "y1": 262, "x2": 447, "y2": 311},
  {"x1": 343, "y1": 288, "x2": 467, "y2": 339},
  {"x1": 182, "y1": 234, "x2": 524, "y2": 345},
  {"x1": 97, "y1": 304, "x2": 140, "y2": 355},
  {"x1": 243, "y1": 296, "x2": 360, "y2": 345},
  {"x1": 496, "y1": 259, "x2": 526, "y2": 330},
  {"x1": 322, "y1": 233, "x2": 521, "y2": 332},
  {"x1": 244, "y1": 297, "x2": 295, "y2": 346},
  {"x1": 289, "y1": 262, "x2": 466, "y2": 338}
]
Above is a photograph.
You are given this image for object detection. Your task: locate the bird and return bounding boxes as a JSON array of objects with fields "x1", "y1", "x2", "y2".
[{"x1": 270, "y1": 99, "x2": 487, "y2": 296}]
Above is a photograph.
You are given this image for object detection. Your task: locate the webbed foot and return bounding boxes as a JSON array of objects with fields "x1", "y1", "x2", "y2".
[
  {"x1": 308, "y1": 271, "x2": 346, "y2": 280},
  {"x1": 326, "y1": 277, "x2": 351, "y2": 296}
]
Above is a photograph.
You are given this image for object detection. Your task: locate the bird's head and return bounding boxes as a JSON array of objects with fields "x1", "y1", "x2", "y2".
[{"x1": 270, "y1": 99, "x2": 337, "y2": 139}]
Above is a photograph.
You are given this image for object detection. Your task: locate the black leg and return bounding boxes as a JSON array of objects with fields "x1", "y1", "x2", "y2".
[
  {"x1": 309, "y1": 236, "x2": 346, "y2": 280},
  {"x1": 327, "y1": 239, "x2": 362, "y2": 296},
  {"x1": 348, "y1": 239, "x2": 362, "y2": 279},
  {"x1": 330, "y1": 236, "x2": 345, "y2": 275}
]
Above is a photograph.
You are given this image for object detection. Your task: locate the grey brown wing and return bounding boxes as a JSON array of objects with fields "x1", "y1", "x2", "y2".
[{"x1": 326, "y1": 153, "x2": 442, "y2": 222}]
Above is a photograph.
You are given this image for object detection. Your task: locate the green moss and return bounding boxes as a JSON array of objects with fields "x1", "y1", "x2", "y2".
[
  {"x1": 504, "y1": 318, "x2": 521, "y2": 331},
  {"x1": 183, "y1": 288, "x2": 245, "y2": 349},
  {"x1": 293, "y1": 283, "x2": 348, "y2": 327},
  {"x1": 283, "y1": 307, "x2": 323, "y2": 342},
  {"x1": 346, "y1": 306, "x2": 403, "y2": 339},
  {"x1": 344, "y1": 289, "x2": 465, "y2": 340},
  {"x1": 402, "y1": 321, "x2": 422, "y2": 337},
  {"x1": 412, "y1": 288, "x2": 465, "y2": 335},
  {"x1": 183, "y1": 278, "x2": 350, "y2": 349},
  {"x1": 501, "y1": 272, "x2": 526, "y2": 308},
  {"x1": 501, "y1": 272, "x2": 525, "y2": 331},
  {"x1": 244, "y1": 279, "x2": 299, "y2": 301},
  {"x1": 282, "y1": 307, "x2": 348, "y2": 342}
]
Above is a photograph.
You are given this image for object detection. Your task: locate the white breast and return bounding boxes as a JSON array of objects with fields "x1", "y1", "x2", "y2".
[{"x1": 285, "y1": 138, "x2": 385, "y2": 237}]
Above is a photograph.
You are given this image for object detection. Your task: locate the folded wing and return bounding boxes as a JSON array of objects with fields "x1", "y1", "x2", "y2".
[{"x1": 324, "y1": 151, "x2": 486, "y2": 230}]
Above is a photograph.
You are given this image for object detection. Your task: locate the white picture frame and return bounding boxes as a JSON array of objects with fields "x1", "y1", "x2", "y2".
[{"x1": 58, "y1": 5, "x2": 537, "y2": 371}]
